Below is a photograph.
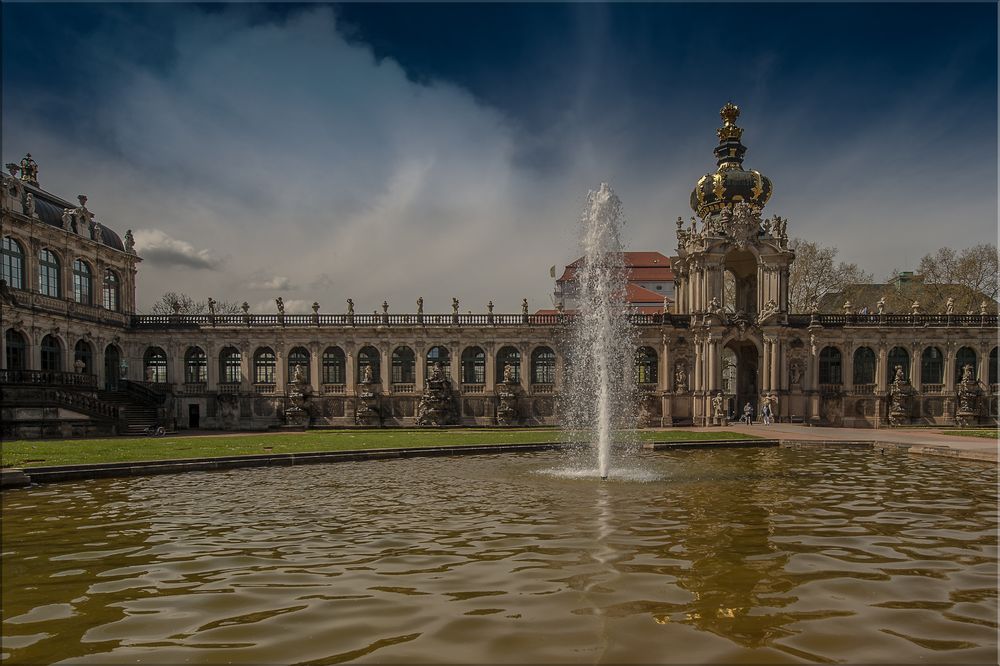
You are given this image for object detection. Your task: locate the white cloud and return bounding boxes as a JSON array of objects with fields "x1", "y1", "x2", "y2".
[
  {"x1": 132, "y1": 229, "x2": 220, "y2": 270},
  {"x1": 248, "y1": 276, "x2": 293, "y2": 290}
]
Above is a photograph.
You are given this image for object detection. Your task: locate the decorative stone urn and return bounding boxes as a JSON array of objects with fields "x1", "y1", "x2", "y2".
[
  {"x1": 955, "y1": 364, "x2": 981, "y2": 427},
  {"x1": 284, "y1": 364, "x2": 313, "y2": 427},
  {"x1": 887, "y1": 364, "x2": 911, "y2": 427},
  {"x1": 355, "y1": 365, "x2": 382, "y2": 426},
  {"x1": 495, "y1": 364, "x2": 520, "y2": 426},
  {"x1": 416, "y1": 362, "x2": 458, "y2": 426}
]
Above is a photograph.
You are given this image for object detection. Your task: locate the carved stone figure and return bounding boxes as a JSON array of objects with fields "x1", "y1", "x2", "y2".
[
  {"x1": 61, "y1": 208, "x2": 73, "y2": 231},
  {"x1": 888, "y1": 364, "x2": 911, "y2": 426},
  {"x1": 241, "y1": 301, "x2": 250, "y2": 315},
  {"x1": 347, "y1": 298, "x2": 354, "y2": 316},
  {"x1": 172, "y1": 300, "x2": 182, "y2": 315},
  {"x1": 522, "y1": 298, "x2": 529, "y2": 316},
  {"x1": 284, "y1": 362, "x2": 313, "y2": 427},
  {"x1": 910, "y1": 301, "x2": 920, "y2": 315},
  {"x1": 452, "y1": 298, "x2": 460, "y2": 315},
  {"x1": 758, "y1": 299, "x2": 778, "y2": 323},
  {"x1": 23, "y1": 192, "x2": 35, "y2": 218},
  {"x1": 124, "y1": 229, "x2": 135, "y2": 254},
  {"x1": 275, "y1": 297, "x2": 284, "y2": 315},
  {"x1": 312, "y1": 301, "x2": 319, "y2": 315},
  {"x1": 876, "y1": 296, "x2": 886, "y2": 315},
  {"x1": 91, "y1": 220, "x2": 102, "y2": 242},
  {"x1": 355, "y1": 372, "x2": 381, "y2": 426},
  {"x1": 19, "y1": 154, "x2": 38, "y2": 185},
  {"x1": 487, "y1": 300, "x2": 494, "y2": 314},
  {"x1": 416, "y1": 297, "x2": 423, "y2": 315},
  {"x1": 945, "y1": 297, "x2": 955, "y2": 315},
  {"x1": 843, "y1": 300, "x2": 853, "y2": 315},
  {"x1": 980, "y1": 301, "x2": 989, "y2": 315},
  {"x1": 361, "y1": 364, "x2": 373, "y2": 384},
  {"x1": 207, "y1": 297, "x2": 216, "y2": 315},
  {"x1": 789, "y1": 361, "x2": 803, "y2": 386},
  {"x1": 674, "y1": 363, "x2": 688, "y2": 393},
  {"x1": 495, "y1": 363, "x2": 520, "y2": 426},
  {"x1": 74, "y1": 358, "x2": 85, "y2": 374},
  {"x1": 955, "y1": 363, "x2": 981, "y2": 426},
  {"x1": 711, "y1": 392, "x2": 725, "y2": 424},
  {"x1": 382, "y1": 300, "x2": 389, "y2": 315},
  {"x1": 708, "y1": 296, "x2": 721, "y2": 315},
  {"x1": 416, "y1": 362, "x2": 459, "y2": 426}
]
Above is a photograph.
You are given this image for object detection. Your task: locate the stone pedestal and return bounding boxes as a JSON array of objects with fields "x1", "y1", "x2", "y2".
[
  {"x1": 416, "y1": 363, "x2": 458, "y2": 426},
  {"x1": 355, "y1": 383, "x2": 382, "y2": 426},
  {"x1": 495, "y1": 380, "x2": 519, "y2": 426}
]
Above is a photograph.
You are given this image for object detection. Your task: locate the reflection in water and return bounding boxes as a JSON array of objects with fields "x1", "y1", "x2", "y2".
[{"x1": 1, "y1": 447, "x2": 996, "y2": 664}]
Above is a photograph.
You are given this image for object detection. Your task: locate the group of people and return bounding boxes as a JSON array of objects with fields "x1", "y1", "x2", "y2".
[{"x1": 740, "y1": 394, "x2": 777, "y2": 425}]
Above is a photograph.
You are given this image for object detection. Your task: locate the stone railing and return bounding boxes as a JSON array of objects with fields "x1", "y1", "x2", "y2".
[
  {"x1": 462, "y1": 384, "x2": 485, "y2": 394},
  {"x1": 921, "y1": 383, "x2": 944, "y2": 394},
  {"x1": 851, "y1": 384, "x2": 876, "y2": 395},
  {"x1": 120, "y1": 379, "x2": 166, "y2": 406},
  {"x1": 791, "y1": 313, "x2": 998, "y2": 328},
  {"x1": 322, "y1": 384, "x2": 347, "y2": 394},
  {"x1": 818, "y1": 383, "x2": 842, "y2": 394},
  {"x1": 391, "y1": 383, "x2": 416, "y2": 394},
  {"x1": 7, "y1": 287, "x2": 130, "y2": 327},
  {"x1": 183, "y1": 382, "x2": 206, "y2": 394},
  {"x1": 254, "y1": 383, "x2": 276, "y2": 395},
  {"x1": 0, "y1": 368, "x2": 97, "y2": 388},
  {"x1": 638, "y1": 383, "x2": 658, "y2": 394},
  {"x1": 531, "y1": 383, "x2": 555, "y2": 394},
  {"x1": 0, "y1": 386, "x2": 118, "y2": 420},
  {"x1": 129, "y1": 312, "x2": 688, "y2": 330},
  {"x1": 218, "y1": 382, "x2": 240, "y2": 394}
]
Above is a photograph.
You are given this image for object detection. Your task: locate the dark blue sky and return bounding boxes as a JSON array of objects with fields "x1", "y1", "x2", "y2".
[{"x1": 3, "y1": 3, "x2": 996, "y2": 311}]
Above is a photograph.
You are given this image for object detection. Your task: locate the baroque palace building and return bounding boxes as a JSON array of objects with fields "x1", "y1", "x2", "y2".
[{"x1": 2, "y1": 105, "x2": 997, "y2": 438}]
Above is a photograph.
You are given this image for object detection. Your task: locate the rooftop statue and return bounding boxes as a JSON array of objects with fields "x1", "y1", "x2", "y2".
[
  {"x1": 275, "y1": 297, "x2": 284, "y2": 315},
  {"x1": 347, "y1": 298, "x2": 354, "y2": 315},
  {"x1": 945, "y1": 297, "x2": 955, "y2": 315},
  {"x1": 124, "y1": 229, "x2": 136, "y2": 254},
  {"x1": 877, "y1": 296, "x2": 886, "y2": 315}
]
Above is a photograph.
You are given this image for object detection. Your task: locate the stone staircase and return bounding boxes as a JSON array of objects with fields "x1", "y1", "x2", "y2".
[{"x1": 98, "y1": 381, "x2": 166, "y2": 435}]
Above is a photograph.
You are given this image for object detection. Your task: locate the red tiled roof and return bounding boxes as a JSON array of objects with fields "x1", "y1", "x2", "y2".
[
  {"x1": 557, "y1": 251, "x2": 674, "y2": 282},
  {"x1": 626, "y1": 283, "x2": 669, "y2": 303}
]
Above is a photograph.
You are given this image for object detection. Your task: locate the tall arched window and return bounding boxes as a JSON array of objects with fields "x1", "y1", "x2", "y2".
[
  {"x1": 38, "y1": 249, "x2": 61, "y2": 298},
  {"x1": 40, "y1": 334, "x2": 62, "y2": 372},
  {"x1": 357, "y1": 346, "x2": 380, "y2": 383},
  {"x1": 920, "y1": 347, "x2": 944, "y2": 384},
  {"x1": 392, "y1": 346, "x2": 415, "y2": 383},
  {"x1": 1, "y1": 237, "x2": 25, "y2": 290},
  {"x1": 955, "y1": 347, "x2": 977, "y2": 384},
  {"x1": 853, "y1": 347, "x2": 876, "y2": 385},
  {"x1": 5, "y1": 329, "x2": 27, "y2": 371},
  {"x1": 102, "y1": 269, "x2": 120, "y2": 311},
  {"x1": 254, "y1": 347, "x2": 276, "y2": 384},
  {"x1": 220, "y1": 347, "x2": 242, "y2": 384},
  {"x1": 144, "y1": 347, "x2": 168, "y2": 384},
  {"x1": 462, "y1": 346, "x2": 485, "y2": 384},
  {"x1": 888, "y1": 347, "x2": 910, "y2": 382},
  {"x1": 531, "y1": 346, "x2": 556, "y2": 384},
  {"x1": 990, "y1": 347, "x2": 998, "y2": 386},
  {"x1": 635, "y1": 346, "x2": 658, "y2": 384},
  {"x1": 74, "y1": 340, "x2": 93, "y2": 374},
  {"x1": 288, "y1": 347, "x2": 310, "y2": 381},
  {"x1": 818, "y1": 346, "x2": 843, "y2": 384},
  {"x1": 426, "y1": 345, "x2": 450, "y2": 379},
  {"x1": 322, "y1": 346, "x2": 345, "y2": 384},
  {"x1": 496, "y1": 346, "x2": 521, "y2": 383},
  {"x1": 72, "y1": 259, "x2": 92, "y2": 305},
  {"x1": 185, "y1": 347, "x2": 207, "y2": 383}
]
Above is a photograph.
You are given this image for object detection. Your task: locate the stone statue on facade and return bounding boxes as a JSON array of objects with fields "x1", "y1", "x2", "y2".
[
  {"x1": 347, "y1": 298, "x2": 354, "y2": 315},
  {"x1": 19, "y1": 154, "x2": 38, "y2": 185},
  {"x1": 758, "y1": 299, "x2": 778, "y2": 323},
  {"x1": 417, "y1": 297, "x2": 423, "y2": 315},
  {"x1": 23, "y1": 192, "x2": 36, "y2": 218},
  {"x1": 789, "y1": 361, "x2": 803, "y2": 386},
  {"x1": 910, "y1": 301, "x2": 920, "y2": 315},
  {"x1": 355, "y1": 364, "x2": 381, "y2": 426},
  {"x1": 980, "y1": 301, "x2": 989, "y2": 315},
  {"x1": 487, "y1": 300, "x2": 494, "y2": 314},
  {"x1": 74, "y1": 358, "x2": 85, "y2": 374},
  {"x1": 284, "y1": 363, "x2": 314, "y2": 427},
  {"x1": 416, "y1": 362, "x2": 459, "y2": 426},
  {"x1": 496, "y1": 363, "x2": 520, "y2": 426},
  {"x1": 382, "y1": 300, "x2": 389, "y2": 315},
  {"x1": 452, "y1": 298, "x2": 459, "y2": 316},
  {"x1": 61, "y1": 208, "x2": 73, "y2": 231},
  {"x1": 945, "y1": 297, "x2": 955, "y2": 315},
  {"x1": 206, "y1": 297, "x2": 216, "y2": 316},
  {"x1": 711, "y1": 392, "x2": 726, "y2": 425},
  {"x1": 275, "y1": 297, "x2": 284, "y2": 315},
  {"x1": 876, "y1": 296, "x2": 886, "y2": 315},
  {"x1": 522, "y1": 298, "x2": 529, "y2": 316},
  {"x1": 91, "y1": 220, "x2": 103, "y2": 242},
  {"x1": 241, "y1": 301, "x2": 250, "y2": 314},
  {"x1": 955, "y1": 363, "x2": 981, "y2": 427},
  {"x1": 124, "y1": 229, "x2": 135, "y2": 254},
  {"x1": 888, "y1": 364, "x2": 911, "y2": 426},
  {"x1": 843, "y1": 300, "x2": 853, "y2": 315},
  {"x1": 674, "y1": 363, "x2": 688, "y2": 393}
]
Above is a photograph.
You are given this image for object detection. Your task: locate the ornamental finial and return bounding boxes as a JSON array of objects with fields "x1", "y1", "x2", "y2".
[{"x1": 716, "y1": 102, "x2": 743, "y2": 143}]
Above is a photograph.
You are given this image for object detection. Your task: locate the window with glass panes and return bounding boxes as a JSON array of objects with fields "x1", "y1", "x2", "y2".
[
  {"x1": 72, "y1": 259, "x2": 91, "y2": 305},
  {"x1": 1, "y1": 237, "x2": 24, "y2": 290},
  {"x1": 39, "y1": 249, "x2": 60, "y2": 297}
]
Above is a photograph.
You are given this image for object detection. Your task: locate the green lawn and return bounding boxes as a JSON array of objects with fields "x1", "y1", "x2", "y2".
[
  {"x1": 1, "y1": 429, "x2": 758, "y2": 468},
  {"x1": 946, "y1": 429, "x2": 999, "y2": 439}
]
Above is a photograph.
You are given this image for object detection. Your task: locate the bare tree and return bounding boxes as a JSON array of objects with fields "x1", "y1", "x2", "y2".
[
  {"x1": 918, "y1": 244, "x2": 998, "y2": 312},
  {"x1": 787, "y1": 239, "x2": 872, "y2": 312},
  {"x1": 148, "y1": 292, "x2": 240, "y2": 315}
]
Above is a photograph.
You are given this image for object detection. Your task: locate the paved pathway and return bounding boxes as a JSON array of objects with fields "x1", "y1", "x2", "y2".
[{"x1": 656, "y1": 423, "x2": 998, "y2": 462}]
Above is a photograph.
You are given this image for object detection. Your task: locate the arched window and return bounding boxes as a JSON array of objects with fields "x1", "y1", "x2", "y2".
[
  {"x1": 818, "y1": 346, "x2": 842, "y2": 384},
  {"x1": 635, "y1": 346, "x2": 658, "y2": 384},
  {"x1": 990, "y1": 347, "x2": 998, "y2": 386},
  {"x1": 426, "y1": 345, "x2": 450, "y2": 379},
  {"x1": 496, "y1": 346, "x2": 521, "y2": 383},
  {"x1": 531, "y1": 346, "x2": 556, "y2": 384},
  {"x1": 74, "y1": 340, "x2": 93, "y2": 374},
  {"x1": 392, "y1": 346, "x2": 415, "y2": 383},
  {"x1": 102, "y1": 269, "x2": 120, "y2": 311},
  {"x1": 462, "y1": 346, "x2": 485, "y2": 384},
  {"x1": 143, "y1": 347, "x2": 168, "y2": 384},
  {"x1": 955, "y1": 347, "x2": 977, "y2": 384},
  {"x1": 185, "y1": 347, "x2": 207, "y2": 384},
  {"x1": 1, "y1": 237, "x2": 25, "y2": 290},
  {"x1": 920, "y1": 347, "x2": 943, "y2": 384},
  {"x1": 38, "y1": 249, "x2": 60, "y2": 298},
  {"x1": 5, "y1": 329, "x2": 27, "y2": 371},
  {"x1": 40, "y1": 334, "x2": 62, "y2": 372},
  {"x1": 220, "y1": 347, "x2": 242, "y2": 384},
  {"x1": 254, "y1": 347, "x2": 276, "y2": 384},
  {"x1": 72, "y1": 259, "x2": 92, "y2": 305},
  {"x1": 288, "y1": 347, "x2": 310, "y2": 381},
  {"x1": 322, "y1": 346, "x2": 345, "y2": 384},
  {"x1": 357, "y1": 346, "x2": 380, "y2": 383},
  {"x1": 888, "y1": 347, "x2": 910, "y2": 382},
  {"x1": 853, "y1": 347, "x2": 876, "y2": 385}
]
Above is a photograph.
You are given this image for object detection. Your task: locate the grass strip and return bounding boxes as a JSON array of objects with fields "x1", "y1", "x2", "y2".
[
  {"x1": 946, "y1": 429, "x2": 999, "y2": 439},
  {"x1": 2, "y1": 429, "x2": 757, "y2": 468}
]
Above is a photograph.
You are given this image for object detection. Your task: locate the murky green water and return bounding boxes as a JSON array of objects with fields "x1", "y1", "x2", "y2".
[{"x1": 2, "y1": 447, "x2": 996, "y2": 664}]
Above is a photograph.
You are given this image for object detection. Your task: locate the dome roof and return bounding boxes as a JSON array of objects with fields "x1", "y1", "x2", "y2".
[{"x1": 690, "y1": 103, "x2": 772, "y2": 218}]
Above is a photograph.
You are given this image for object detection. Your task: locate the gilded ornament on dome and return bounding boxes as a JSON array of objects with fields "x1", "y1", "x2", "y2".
[
  {"x1": 712, "y1": 173, "x2": 725, "y2": 199},
  {"x1": 696, "y1": 175, "x2": 708, "y2": 205},
  {"x1": 750, "y1": 170, "x2": 763, "y2": 199}
]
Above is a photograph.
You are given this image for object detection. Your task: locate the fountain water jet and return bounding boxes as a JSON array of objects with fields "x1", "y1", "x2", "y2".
[{"x1": 561, "y1": 183, "x2": 639, "y2": 479}]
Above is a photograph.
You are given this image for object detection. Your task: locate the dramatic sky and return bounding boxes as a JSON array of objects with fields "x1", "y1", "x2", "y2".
[{"x1": 3, "y1": 2, "x2": 997, "y2": 313}]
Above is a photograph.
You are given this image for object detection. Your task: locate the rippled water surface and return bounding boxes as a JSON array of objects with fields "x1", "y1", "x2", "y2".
[{"x1": 2, "y1": 447, "x2": 997, "y2": 664}]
